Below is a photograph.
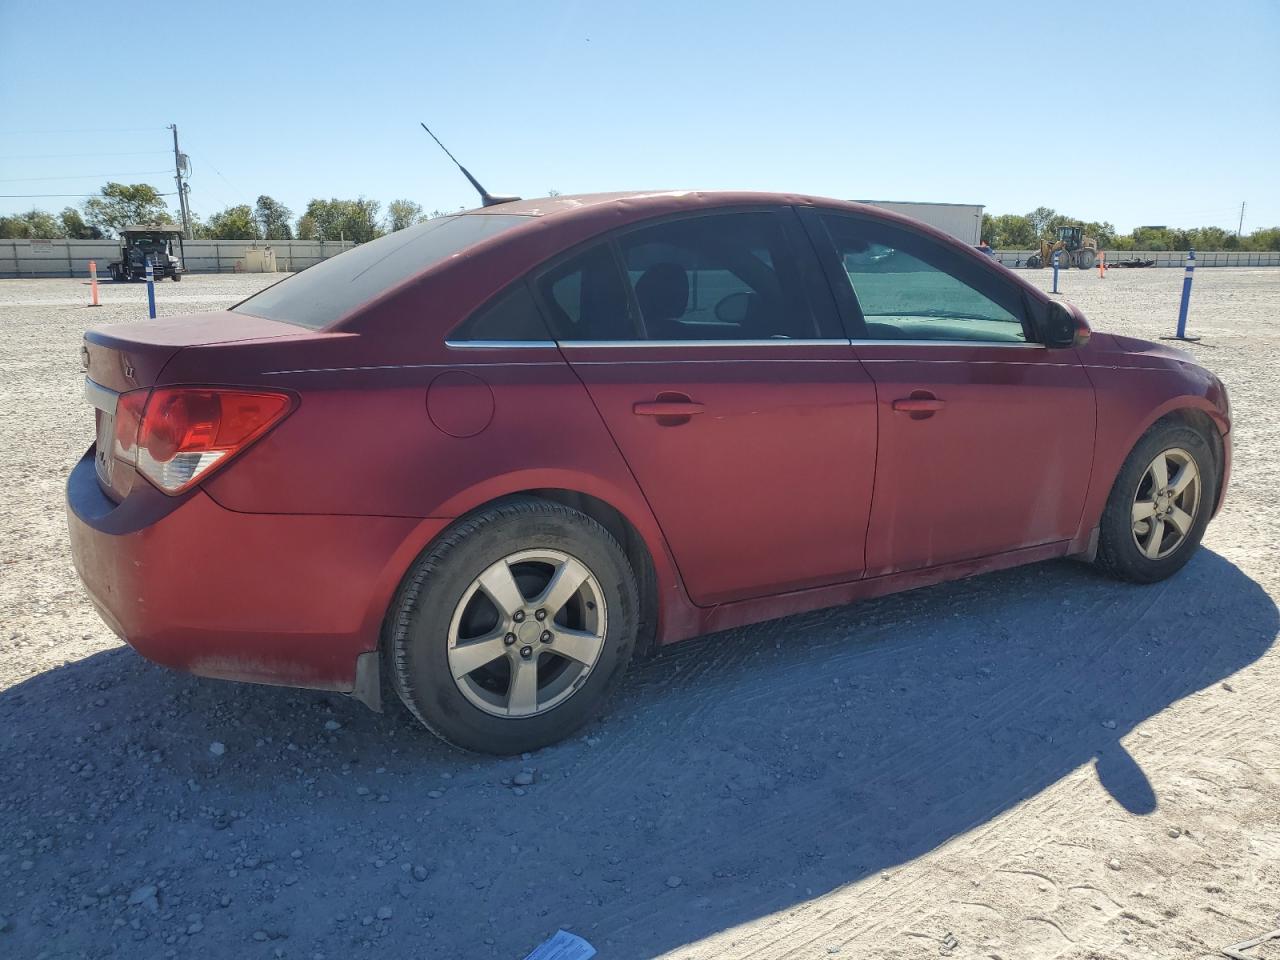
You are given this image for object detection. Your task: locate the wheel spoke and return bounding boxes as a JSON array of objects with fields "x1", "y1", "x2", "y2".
[
  {"x1": 477, "y1": 559, "x2": 526, "y2": 619},
  {"x1": 1169, "y1": 460, "x2": 1198, "y2": 496},
  {"x1": 1132, "y1": 499, "x2": 1156, "y2": 522},
  {"x1": 1143, "y1": 518, "x2": 1166, "y2": 558},
  {"x1": 1167, "y1": 505, "x2": 1194, "y2": 536},
  {"x1": 535, "y1": 556, "x2": 590, "y2": 618},
  {"x1": 506, "y1": 658, "x2": 539, "y2": 716},
  {"x1": 1148, "y1": 454, "x2": 1169, "y2": 491},
  {"x1": 550, "y1": 627, "x2": 605, "y2": 666},
  {"x1": 449, "y1": 631, "x2": 508, "y2": 679}
]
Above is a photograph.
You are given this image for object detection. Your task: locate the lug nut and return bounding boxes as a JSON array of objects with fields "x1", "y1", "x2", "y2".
[
  {"x1": 519, "y1": 646, "x2": 533, "y2": 660},
  {"x1": 513, "y1": 610, "x2": 525, "y2": 623},
  {"x1": 504, "y1": 633, "x2": 516, "y2": 646},
  {"x1": 540, "y1": 631, "x2": 553, "y2": 643},
  {"x1": 535, "y1": 609, "x2": 547, "y2": 621}
]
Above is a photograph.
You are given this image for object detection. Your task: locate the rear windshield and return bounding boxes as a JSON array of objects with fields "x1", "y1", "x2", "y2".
[{"x1": 233, "y1": 214, "x2": 530, "y2": 328}]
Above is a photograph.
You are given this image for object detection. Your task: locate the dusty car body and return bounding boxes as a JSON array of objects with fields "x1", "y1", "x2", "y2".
[{"x1": 67, "y1": 191, "x2": 1231, "y2": 753}]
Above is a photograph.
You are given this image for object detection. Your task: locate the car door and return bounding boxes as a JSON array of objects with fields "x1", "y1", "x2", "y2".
[
  {"x1": 535, "y1": 208, "x2": 878, "y2": 607},
  {"x1": 802, "y1": 209, "x2": 1096, "y2": 577}
]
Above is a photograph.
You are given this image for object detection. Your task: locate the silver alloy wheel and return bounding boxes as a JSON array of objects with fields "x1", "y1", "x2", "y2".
[
  {"x1": 446, "y1": 549, "x2": 607, "y2": 718},
  {"x1": 1131, "y1": 447, "x2": 1201, "y2": 560}
]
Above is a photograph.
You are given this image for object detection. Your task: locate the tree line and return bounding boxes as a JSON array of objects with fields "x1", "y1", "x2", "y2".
[
  {"x1": 982, "y1": 206, "x2": 1280, "y2": 252},
  {"x1": 0, "y1": 182, "x2": 458, "y2": 243},
  {"x1": 2, "y1": 183, "x2": 1278, "y2": 252}
]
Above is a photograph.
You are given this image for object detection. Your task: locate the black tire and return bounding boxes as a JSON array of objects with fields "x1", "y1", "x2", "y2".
[
  {"x1": 1027, "y1": 254, "x2": 1043, "y2": 269},
  {"x1": 171, "y1": 272, "x2": 182, "y2": 282},
  {"x1": 1077, "y1": 249, "x2": 1097, "y2": 270},
  {"x1": 1095, "y1": 419, "x2": 1218, "y2": 584},
  {"x1": 388, "y1": 497, "x2": 639, "y2": 754}
]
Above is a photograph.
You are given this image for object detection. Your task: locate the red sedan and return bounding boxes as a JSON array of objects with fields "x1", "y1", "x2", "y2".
[{"x1": 67, "y1": 191, "x2": 1231, "y2": 754}]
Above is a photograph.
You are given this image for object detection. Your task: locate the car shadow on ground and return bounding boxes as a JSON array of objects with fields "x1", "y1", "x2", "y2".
[{"x1": 0, "y1": 549, "x2": 1274, "y2": 959}]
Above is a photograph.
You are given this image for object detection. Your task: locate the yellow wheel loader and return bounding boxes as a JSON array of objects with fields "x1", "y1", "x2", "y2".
[{"x1": 1026, "y1": 225, "x2": 1098, "y2": 270}]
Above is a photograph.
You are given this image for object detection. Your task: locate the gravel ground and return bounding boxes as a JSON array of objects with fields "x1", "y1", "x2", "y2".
[{"x1": 0, "y1": 268, "x2": 1277, "y2": 960}]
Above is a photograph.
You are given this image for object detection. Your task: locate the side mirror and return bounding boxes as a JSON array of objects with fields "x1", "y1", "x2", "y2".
[{"x1": 1042, "y1": 301, "x2": 1090, "y2": 348}]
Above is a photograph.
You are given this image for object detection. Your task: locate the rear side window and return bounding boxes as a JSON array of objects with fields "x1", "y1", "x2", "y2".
[
  {"x1": 535, "y1": 244, "x2": 639, "y2": 340},
  {"x1": 233, "y1": 214, "x2": 530, "y2": 329},
  {"x1": 449, "y1": 283, "x2": 551, "y2": 341},
  {"x1": 821, "y1": 214, "x2": 1028, "y2": 343},
  {"x1": 617, "y1": 212, "x2": 817, "y2": 340}
]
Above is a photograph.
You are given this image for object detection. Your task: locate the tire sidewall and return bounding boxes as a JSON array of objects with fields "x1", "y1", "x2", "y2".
[
  {"x1": 391, "y1": 502, "x2": 637, "y2": 755},
  {"x1": 1100, "y1": 422, "x2": 1218, "y2": 582}
]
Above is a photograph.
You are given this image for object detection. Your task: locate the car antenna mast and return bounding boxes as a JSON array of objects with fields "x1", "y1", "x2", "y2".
[{"x1": 419, "y1": 122, "x2": 520, "y2": 208}]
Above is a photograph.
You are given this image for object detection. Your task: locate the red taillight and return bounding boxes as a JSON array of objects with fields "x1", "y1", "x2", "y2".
[{"x1": 113, "y1": 387, "x2": 293, "y2": 495}]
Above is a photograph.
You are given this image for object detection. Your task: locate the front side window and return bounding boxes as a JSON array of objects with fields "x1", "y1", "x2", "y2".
[
  {"x1": 617, "y1": 212, "x2": 817, "y2": 340},
  {"x1": 821, "y1": 215, "x2": 1028, "y2": 343}
]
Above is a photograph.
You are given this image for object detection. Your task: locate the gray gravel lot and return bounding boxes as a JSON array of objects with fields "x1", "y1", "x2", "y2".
[{"x1": 0, "y1": 268, "x2": 1277, "y2": 959}]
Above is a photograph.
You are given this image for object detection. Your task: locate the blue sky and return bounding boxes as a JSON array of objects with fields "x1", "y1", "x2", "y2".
[{"x1": 2, "y1": 0, "x2": 1277, "y2": 232}]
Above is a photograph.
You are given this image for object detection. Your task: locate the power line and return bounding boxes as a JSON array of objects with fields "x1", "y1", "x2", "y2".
[
  {"x1": 0, "y1": 150, "x2": 170, "y2": 161},
  {"x1": 0, "y1": 191, "x2": 177, "y2": 198},
  {"x1": 0, "y1": 170, "x2": 172, "y2": 183},
  {"x1": 0, "y1": 126, "x2": 169, "y2": 135}
]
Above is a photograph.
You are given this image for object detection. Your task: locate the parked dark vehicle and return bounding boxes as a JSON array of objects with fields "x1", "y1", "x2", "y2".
[
  {"x1": 67, "y1": 191, "x2": 1231, "y2": 754},
  {"x1": 108, "y1": 225, "x2": 184, "y2": 282}
]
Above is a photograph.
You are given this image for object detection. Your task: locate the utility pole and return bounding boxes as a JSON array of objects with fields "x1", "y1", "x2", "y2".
[
  {"x1": 1237, "y1": 201, "x2": 1245, "y2": 239},
  {"x1": 168, "y1": 123, "x2": 192, "y2": 240}
]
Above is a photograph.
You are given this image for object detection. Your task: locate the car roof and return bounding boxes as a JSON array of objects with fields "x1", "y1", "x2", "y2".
[{"x1": 458, "y1": 190, "x2": 876, "y2": 221}]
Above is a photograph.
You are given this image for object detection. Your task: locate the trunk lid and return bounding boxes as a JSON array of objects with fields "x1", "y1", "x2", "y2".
[
  {"x1": 83, "y1": 311, "x2": 311, "y2": 392},
  {"x1": 82, "y1": 311, "x2": 316, "y2": 501}
]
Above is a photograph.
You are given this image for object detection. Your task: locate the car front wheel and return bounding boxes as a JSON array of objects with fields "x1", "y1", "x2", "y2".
[
  {"x1": 1095, "y1": 419, "x2": 1217, "y2": 583},
  {"x1": 388, "y1": 497, "x2": 638, "y2": 754}
]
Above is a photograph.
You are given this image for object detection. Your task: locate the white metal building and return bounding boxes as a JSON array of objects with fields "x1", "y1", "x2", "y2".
[{"x1": 859, "y1": 200, "x2": 985, "y2": 245}]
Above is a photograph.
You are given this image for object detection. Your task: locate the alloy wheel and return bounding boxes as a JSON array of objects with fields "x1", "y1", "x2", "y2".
[
  {"x1": 446, "y1": 549, "x2": 607, "y2": 718},
  {"x1": 1131, "y1": 447, "x2": 1201, "y2": 560}
]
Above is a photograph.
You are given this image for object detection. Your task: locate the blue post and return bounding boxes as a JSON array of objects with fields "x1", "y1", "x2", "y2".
[
  {"x1": 1052, "y1": 249, "x2": 1060, "y2": 294},
  {"x1": 1163, "y1": 248, "x2": 1201, "y2": 342},
  {"x1": 145, "y1": 256, "x2": 157, "y2": 319}
]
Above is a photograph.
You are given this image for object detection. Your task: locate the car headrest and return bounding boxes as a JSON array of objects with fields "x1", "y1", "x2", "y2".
[{"x1": 634, "y1": 263, "x2": 689, "y2": 335}]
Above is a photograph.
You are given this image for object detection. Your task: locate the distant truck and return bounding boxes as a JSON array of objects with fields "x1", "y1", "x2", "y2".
[{"x1": 108, "y1": 225, "x2": 185, "y2": 282}]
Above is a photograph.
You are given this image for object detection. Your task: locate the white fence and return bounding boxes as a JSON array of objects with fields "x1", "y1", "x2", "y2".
[
  {"x1": 0, "y1": 238, "x2": 356, "y2": 278},
  {"x1": 993, "y1": 249, "x2": 1280, "y2": 268}
]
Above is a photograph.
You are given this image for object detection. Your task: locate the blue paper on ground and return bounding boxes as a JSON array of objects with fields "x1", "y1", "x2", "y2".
[{"x1": 522, "y1": 929, "x2": 597, "y2": 960}]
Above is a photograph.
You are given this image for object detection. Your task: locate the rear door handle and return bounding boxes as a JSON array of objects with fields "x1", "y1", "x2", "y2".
[{"x1": 633, "y1": 400, "x2": 705, "y2": 417}]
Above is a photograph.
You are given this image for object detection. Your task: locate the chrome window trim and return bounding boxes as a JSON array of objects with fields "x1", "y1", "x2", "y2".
[
  {"x1": 557, "y1": 339, "x2": 853, "y2": 349},
  {"x1": 84, "y1": 377, "x2": 118, "y2": 414},
  {"x1": 850, "y1": 339, "x2": 1043, "y2": 349},
  {"x1": 444, "y1": 340, "x2": 559, "y2": 349}
]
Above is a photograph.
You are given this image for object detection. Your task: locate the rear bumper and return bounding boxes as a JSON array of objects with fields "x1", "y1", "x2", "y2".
[{"x1": 66, "y1": 448, "x2": 443, "y2": 693}]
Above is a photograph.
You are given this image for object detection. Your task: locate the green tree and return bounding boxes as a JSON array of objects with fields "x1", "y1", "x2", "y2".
[
  {"x1": 296, "y1": 198, "x2": 382, "y2": 242},
  {"x1": 1027, "y1": 206, "x2": 1057, "y2": 238},
  {"x1": 986, "y1": 213, "x2": 1036, "y2": 248},
  {"x1": 83, "y1": 182, "x2": 173, "y2": 236},
  {"x1": 205, "y1": 204, "x2": 260, "y2": 240},
  {"x1": 386, "y1": 198, "x2": 424, "y2": 232},
  {"x1": 59, "y1": 207, "x2": 103, "y2": 239},
  {"x1": 0, "y1": 208, "x2": 64, "y2": 239},
  {"x1": 254, "y1": 195, "x2": 293, "y2": 240}
]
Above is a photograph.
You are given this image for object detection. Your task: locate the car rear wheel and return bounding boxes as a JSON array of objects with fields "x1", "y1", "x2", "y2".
[
  {"x1": 388, "y1": 497, "x2": 638, "y2": 754},
  {"x1": 1095, "y1": 420, "x2": 1217, "y2": 583}
]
